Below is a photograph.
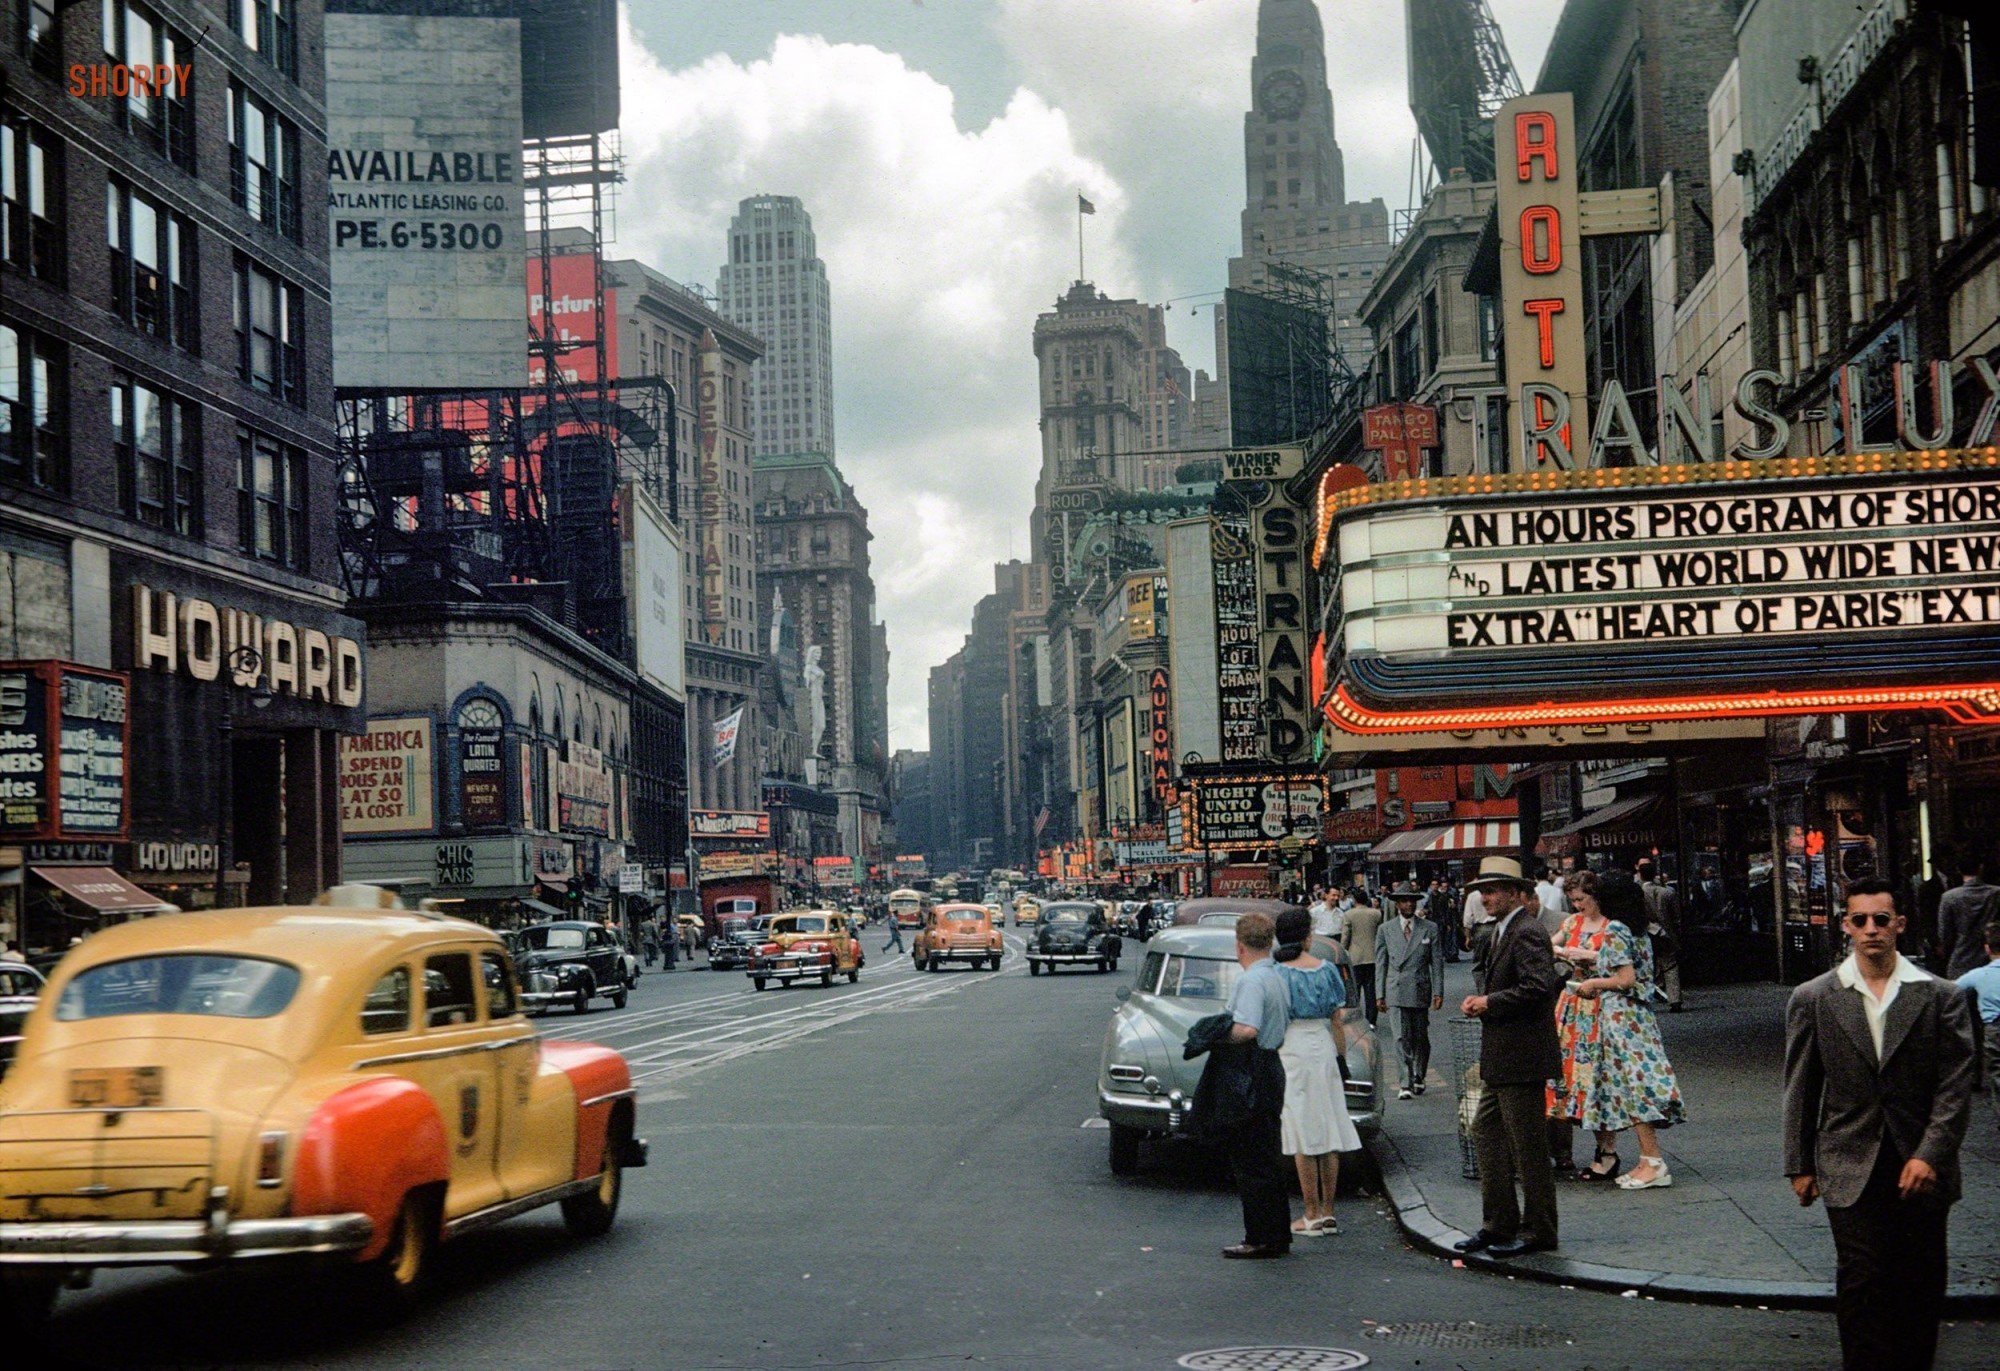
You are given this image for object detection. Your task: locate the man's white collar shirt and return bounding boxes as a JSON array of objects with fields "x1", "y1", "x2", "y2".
[{"x1": 1835, "y1": 952, "x2": 1932, "y2": 1060}]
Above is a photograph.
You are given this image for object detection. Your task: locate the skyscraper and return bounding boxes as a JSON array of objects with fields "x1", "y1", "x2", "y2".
[
  {"x1": 717, "y1": 195, "x2": 836, "y2": 458},
  {"x1": 1227, "y1": 0, "x2": 1391, "y2": 366}
]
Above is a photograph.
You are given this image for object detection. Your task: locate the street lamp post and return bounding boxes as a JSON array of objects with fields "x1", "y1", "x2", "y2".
[{"x1": 215, "y1": 644, "x2": 274, "y2": 907}]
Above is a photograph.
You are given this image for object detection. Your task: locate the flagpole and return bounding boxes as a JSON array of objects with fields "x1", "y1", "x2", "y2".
[{"x1": 1077, "y1": 200, "x2": 1085, "y2": 281}]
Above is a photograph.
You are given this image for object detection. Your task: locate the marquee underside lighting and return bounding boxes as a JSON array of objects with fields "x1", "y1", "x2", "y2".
[{"x1": 1324, "y1": 682, "x2": 2000, "y2": 735}]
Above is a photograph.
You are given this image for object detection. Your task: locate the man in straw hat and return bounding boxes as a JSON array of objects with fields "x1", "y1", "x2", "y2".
[{"x1": 1453, "y1": 857, "x2": 1567, "y2": 1258}]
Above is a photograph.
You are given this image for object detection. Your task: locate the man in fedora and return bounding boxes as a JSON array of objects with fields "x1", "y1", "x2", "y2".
[
  {"x1": 1377, "y1": 881, "x2": 1444, "y2": 1098},
  {"x1": 1454, "y1": 856, "x2": 1566, "y2": 1258}
]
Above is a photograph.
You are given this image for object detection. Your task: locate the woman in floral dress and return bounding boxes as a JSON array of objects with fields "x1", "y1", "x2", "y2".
[{"x1": 1547, "y1": 870, "x2": 1685, "y2": 1190}]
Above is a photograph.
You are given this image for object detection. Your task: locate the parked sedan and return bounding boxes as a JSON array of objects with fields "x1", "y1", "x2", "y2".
[
  {"x1": 0, "y1": 959, "x2": 46, "y2": 1079},
  {"x1": 1026, "y1": 902, "x2": 1122, "y2": 975},
  {"x1": 0, "y1": 906, "x2": 645, "y2": 1323},
  {"x1": 1096, "y1": 922, "x2": 1383, "y2": 1176}
]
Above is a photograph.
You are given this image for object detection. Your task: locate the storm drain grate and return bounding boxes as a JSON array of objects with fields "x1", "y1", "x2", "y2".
[
  {"x1": 1364, "y1": 1321, "x2": 1570, "y2": 1349},
  {"x1": 1177, "y1": 1349, "x2": 1369, "y2": 1371}
]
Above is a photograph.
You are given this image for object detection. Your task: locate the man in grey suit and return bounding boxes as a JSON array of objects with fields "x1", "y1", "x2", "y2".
[
  {"x1": 1376, "y1": 882, "x2": 1444, "y2": 1099},
  {"x1": 1784, "y1": 878, "x2": 1978, "y2": 1371},
  {"x1": 1341, "y1": 894, "x2": 1383, "y2": 1026},
  {"x1": 1453, "y1": 857, "x2": 1566, "y2": 1259}
]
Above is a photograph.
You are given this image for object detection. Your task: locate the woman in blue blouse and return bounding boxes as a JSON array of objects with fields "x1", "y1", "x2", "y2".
[{"x1": 1273, "y1": 907, "x2": 1364, "y2": 1235}]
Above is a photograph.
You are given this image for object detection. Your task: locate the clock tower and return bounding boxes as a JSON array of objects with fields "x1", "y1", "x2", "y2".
[{"x1": 1226, "y1": 0, "x2": 1390, "y2": 374}]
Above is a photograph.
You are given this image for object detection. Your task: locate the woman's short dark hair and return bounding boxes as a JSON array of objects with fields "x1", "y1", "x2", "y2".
[
  {"x1": 1273, "y1": 908, "x2": 1311, "y2": 961},
  {"x1": 1561, "y1": 869, "x2": 1599, "y2": 899},
  {"x1": 1596, "y1": 870, "x2": 1646, "y2": 930}
]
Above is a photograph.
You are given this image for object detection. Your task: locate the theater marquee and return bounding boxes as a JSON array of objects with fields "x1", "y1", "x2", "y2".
[{"x1": 1324, "y1": 449, "x2": 2000, "y2": 734}]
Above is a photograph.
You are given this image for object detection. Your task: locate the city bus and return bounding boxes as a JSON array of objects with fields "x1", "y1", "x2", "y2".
[{"x1": 887, "y1": 887, "x2": 931, "y2": 930}]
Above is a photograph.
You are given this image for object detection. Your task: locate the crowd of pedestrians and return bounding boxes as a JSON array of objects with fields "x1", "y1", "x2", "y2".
[{"x1": 1187, "y1": 854, "x2": 1989, "y2": 1371}]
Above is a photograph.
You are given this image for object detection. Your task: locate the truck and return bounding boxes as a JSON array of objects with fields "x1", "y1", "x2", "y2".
[{"x1": 699, "y1": 873, "x2": 780, "y2": 940}]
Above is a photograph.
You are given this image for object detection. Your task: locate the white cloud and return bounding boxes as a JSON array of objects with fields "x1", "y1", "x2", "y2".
[{"x1": 617, "y1": 16, "x2": 1129, "y2": 750}]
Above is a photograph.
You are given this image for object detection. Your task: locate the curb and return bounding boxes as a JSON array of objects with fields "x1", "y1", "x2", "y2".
[{"x1": 1366, "y1": 1129, "x2": 2000, "y2": 1314}]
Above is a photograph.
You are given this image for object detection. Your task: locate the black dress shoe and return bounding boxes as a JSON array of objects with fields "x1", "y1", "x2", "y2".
[
  {"x1": 1452, "y1": 1231, "x2": 1502, "y2": 1253},
  {"x1": 1487, "y1": 1237, "x2": 1557, "y2": 1258},
  {"x1": 1222, "y1": 1242, "x2": 1290, "y2": 1259}
]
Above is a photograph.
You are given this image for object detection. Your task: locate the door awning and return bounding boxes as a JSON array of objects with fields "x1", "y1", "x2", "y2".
[
  {"x1": 33, "y1": 867, "x2": 170, "y2": 914},
  {"x1": 1537, "y1": 795, "x2": 1667, "y2": 856},
  {"x1": 1368, "y1": 820, "x2": 1520, "y2": 861},
  {"x1": 518, "y1": 898, "x2": 567, "y2": 920}
]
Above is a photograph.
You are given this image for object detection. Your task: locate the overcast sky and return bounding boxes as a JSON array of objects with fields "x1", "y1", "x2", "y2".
[{"x1": 617, "y1": 0, "x2": 1561, "y2": 753}]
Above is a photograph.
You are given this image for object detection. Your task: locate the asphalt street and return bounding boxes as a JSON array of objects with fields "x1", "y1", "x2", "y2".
[{"x1": 36, "y1": 932, "x2": 1997, "y2": 1370}]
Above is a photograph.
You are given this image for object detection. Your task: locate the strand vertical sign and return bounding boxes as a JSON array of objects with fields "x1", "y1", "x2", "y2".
[
  {"x1": 1496, "y1": 93, "x2": 1587, "y2": 471},
  {"x1": 1251, "y1": 484, "x2": 1312, "y2": 762}
]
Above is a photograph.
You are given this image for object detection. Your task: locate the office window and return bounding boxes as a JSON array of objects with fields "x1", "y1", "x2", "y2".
[
  {"x1": 1, "y1": 119, "x2": 62, "y2": 282},
  {"x1": 22, "y1": 0, "x2": 60, "y2": 75},
  {"x1": 233, "y1": 256, "x2": 303, "y2": 403},
  {"x1": 237, "y1": 428, "x2": 305, "y2": 569},
  {"x1": 0, "y1": 321, "x2": 65, "y2": 489},
  {"x1": 111, "y1": 375, "x2": 200, "y2": 534},
  {"x1": 229, "y1": 82, "x2": 300, "y2": 239},
  {"x1": 108, "y1": 180, "x2": 196, "y2": 348},
  {"x1": 103, "y1": 1, "x2": 195, "y2": 171},
  {"x1": 234, "y1": 0, "x2": 296, "y2": 80}
]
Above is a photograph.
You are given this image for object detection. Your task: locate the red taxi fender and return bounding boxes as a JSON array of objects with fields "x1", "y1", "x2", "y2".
[
  {"x1": 540, "y1": 1040, "x2": 635, "y2": 1182},
  {"x1": 290, "y1": 1077, "x2": 449, "y2": 1262}
]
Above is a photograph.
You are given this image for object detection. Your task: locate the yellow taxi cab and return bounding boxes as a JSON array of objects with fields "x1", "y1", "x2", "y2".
[
  {"x1": 746, "y1": 909, "x2": 863, "y2": 990},
  {"x1": 0, "y1": 905, "x2": 645, "y2": 1319},
  {"x1": 913, "y1": 903, "x2": 1003, "y2": 973},
  {"x1": 1013, "y1": 893, "x2": 1042, "y2": 927}
]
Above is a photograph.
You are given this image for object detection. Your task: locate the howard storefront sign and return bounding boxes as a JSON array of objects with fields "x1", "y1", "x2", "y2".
[
  {"x1": 1324, "y1": 448, "x2": 2000, "y2": 735},
  {"x1": 132, "y1": 585, "x2": 363, "y2": 705}
]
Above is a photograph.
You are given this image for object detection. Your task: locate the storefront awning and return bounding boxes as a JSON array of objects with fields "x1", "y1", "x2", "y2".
[
  {"x1": 33, "y1": 867, "x2": 170, "y2": 914},
  {"x1": 1368, "y1": 821, "x2": 1520, "y2": 861},
  {"x1": 519, "y1": 898, "x2": 567, "y2": 920},
  {"x1": 1537, "y1": 795, "x2": 1665, "y2": 856}
]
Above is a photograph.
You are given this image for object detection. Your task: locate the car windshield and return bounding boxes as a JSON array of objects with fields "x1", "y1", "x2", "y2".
[
  {"x1": 56, "y1": 955, "x2": 301, "y2": 1021},
  {"x1": 520, "y1": 926, "x2": 588, "y2": 950},
  {"x1": 784, "y1": 916, "x2": 829, "y2": 933},
  {"x1": 1141, "y1": 953, "x2": 1241, "y2": 1002}
]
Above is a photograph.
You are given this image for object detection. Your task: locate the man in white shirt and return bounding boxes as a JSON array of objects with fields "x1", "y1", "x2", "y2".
[
  {"x1": 1464, "y1": 881, "x2": 1495, "y2": 993},
  {"x1": 1535, "y1": 868, "x2": 1570, "y2": 921},
  {"x1": 1783, "y1": 878, "x2": 1977, "y2": 1371},
  {"x1": 1308, "y1": 888, "x2": 1338, "y2": 939}
]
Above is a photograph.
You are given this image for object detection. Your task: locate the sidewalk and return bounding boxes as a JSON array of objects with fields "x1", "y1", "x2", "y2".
[{"x1": 1366, "y1": 959, "x2": 2000, "y2": 1310}]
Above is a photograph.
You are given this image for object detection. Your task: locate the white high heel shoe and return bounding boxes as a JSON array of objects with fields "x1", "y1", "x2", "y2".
[{"x1": 1616, "y1": 1157, "x2": 1672, "y2": 1189}]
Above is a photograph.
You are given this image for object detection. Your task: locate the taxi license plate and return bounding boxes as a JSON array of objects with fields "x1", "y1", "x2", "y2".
[{"x1": 69, "y1": 1066, "x2": 165, "y2": 1109}]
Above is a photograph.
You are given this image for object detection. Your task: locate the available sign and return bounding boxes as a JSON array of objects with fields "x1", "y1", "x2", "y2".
[{"x1": 340, "y1": 718, "x2": 435, "y2": 835}]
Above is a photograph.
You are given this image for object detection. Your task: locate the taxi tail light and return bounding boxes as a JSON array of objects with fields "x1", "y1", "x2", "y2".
[{"x1": 256, "y1": 1131, "x2": 287, "y2": 1187}]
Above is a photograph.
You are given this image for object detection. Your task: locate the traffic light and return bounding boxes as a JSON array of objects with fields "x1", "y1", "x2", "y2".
[{"x1": 565, "y1": 876, "x2": 584, "y2": 911}]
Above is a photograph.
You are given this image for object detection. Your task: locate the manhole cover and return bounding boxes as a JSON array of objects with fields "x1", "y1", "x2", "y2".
[
  {"x1": 1364, "y1": 1322, "x2": 1569, "y2": 1349},
  {"x1": 1177, "y1": 1349, "x2": 1369, "y2": 1371}
]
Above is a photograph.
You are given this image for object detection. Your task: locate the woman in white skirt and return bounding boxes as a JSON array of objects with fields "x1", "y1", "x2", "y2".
[{"x1": 1273, "y1": 907, "x2": 1363, "y2": 1236}]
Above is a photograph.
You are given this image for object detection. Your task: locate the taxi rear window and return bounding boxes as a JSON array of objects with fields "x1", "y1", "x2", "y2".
[{"x1": 56, "y1": 955, "x2": 301, "y2": 1021}]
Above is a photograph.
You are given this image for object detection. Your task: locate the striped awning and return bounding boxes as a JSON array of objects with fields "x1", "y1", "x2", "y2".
[{"x1": 1368, "y1": 820, "x2": 1520, "y2": 861}]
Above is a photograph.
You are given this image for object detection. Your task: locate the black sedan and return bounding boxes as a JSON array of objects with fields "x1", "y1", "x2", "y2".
[
  {"x1": 0, "y1": 959, "x2": 46, "y2": 1078},
  {"x1": 513, "y1": 920, "x2": 634, "y2": 1013},
  {"x1": 1026, "y1": 902, "x2": 1123, "y2": 975}
]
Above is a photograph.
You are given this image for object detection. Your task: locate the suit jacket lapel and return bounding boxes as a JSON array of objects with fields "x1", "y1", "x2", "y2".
[
  {"x1": 1828, "y1": 983, "x2": 1878, "y2": 1067},
  {"x1": 1877, "y1": 982, "x2": 1925, "y2": 1070}
]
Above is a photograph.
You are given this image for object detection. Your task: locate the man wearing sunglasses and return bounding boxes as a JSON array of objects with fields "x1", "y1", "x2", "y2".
[{"x1": 1783, "y1": 878, "x2": 1978, "y2": 1370}]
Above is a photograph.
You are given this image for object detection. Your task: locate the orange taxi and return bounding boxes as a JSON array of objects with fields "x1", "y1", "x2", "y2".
[
  {"x1": 913, "y1": 903, "x2": 1004, "y2": 972},
  {"x1": 0, "y1": 906, "x2": 644, "y2": 1320}
]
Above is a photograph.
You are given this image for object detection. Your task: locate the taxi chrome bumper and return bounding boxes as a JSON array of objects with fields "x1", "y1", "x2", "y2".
[
  {"x1": 1097, "y1": 1087, "x2": 1189, "y2": 1134},
  {"x1": 1, "y1": 1189, "x2": 372, "y2": 1266},
  {"x1": 1029, "y1": 950, "x2": 1103, "y2": 962}
]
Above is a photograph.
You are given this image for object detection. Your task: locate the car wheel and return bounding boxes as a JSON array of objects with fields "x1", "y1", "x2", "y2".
[
  {"x1": 1028, "y1": 959, "x2": 1042, "y2": 976},
  {"x1": 1108, "y1": 1123, "x2": 1141, "y2": 1176},
  {"x1": 820, "y1": 967, "x2": 833, "y2": 987},
  {"x1": 753, "y1": 976, "x2": 768, "y2": 991},
  {"x1": 572, "y1": 978, "x2": 594, "y2": 1014},
  {"x1": 561, "y1": 1112, "x2": 627, "y2": 1238},
  {"x1": 357, "y1": 1187, "x2": 439, "y2": 1319},
  {"x1": 610, "y1": 983, "x2": 628, "y2": 1010},
  {"x1": 847, "y1": 967, "x2": 859, "y2": 983}
]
